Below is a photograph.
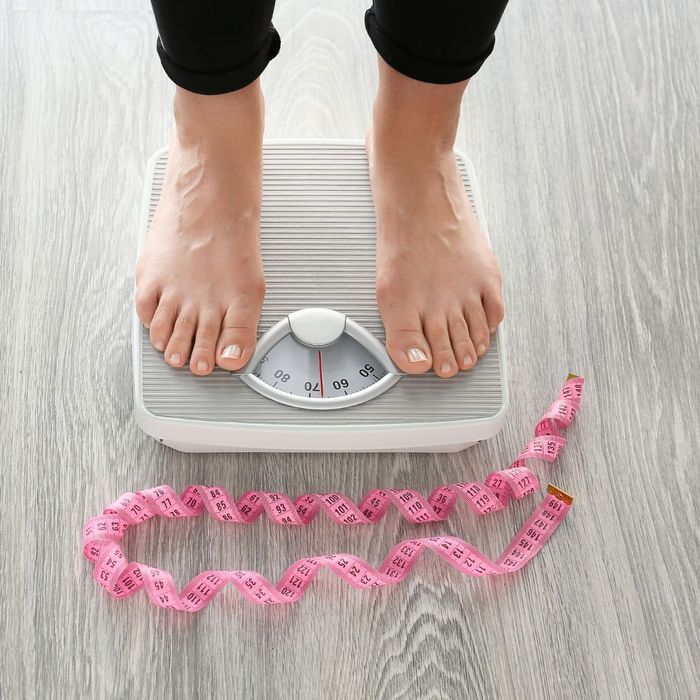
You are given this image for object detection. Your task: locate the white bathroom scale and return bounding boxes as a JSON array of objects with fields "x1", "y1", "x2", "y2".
[{"x1": 133, "y1": 140, "x2": 508, "y2": 452}]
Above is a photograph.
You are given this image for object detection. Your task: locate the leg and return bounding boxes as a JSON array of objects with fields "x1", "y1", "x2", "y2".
[
  {"x1": 365, "y1": 1, "x2": 509, "y2": 377},
  {"x1": 136, "y1": 1, "x2": 279, "y2": 375}
]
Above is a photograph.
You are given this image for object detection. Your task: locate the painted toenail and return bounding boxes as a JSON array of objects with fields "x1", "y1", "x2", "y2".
[
  {"x1": 407, "y1": 347, "x2": 428, "y2": 363},
  {"x1": 197, "y1": 360, "x2": 208, "y2": 372},
  {"x1": 170, "y1": 353, "x2": 181, "y2": 365},
  {"x1": 477, "y1": 343, "x2": 486, "y2": 355},
  {"x1": 222, "y1": 344, "x2": 242, "y2": 360},
  {"x1": 155, "y1": 339, "x2": 165, "y2": 352},
  {"x1": 440, "y1": 363, "x2": 452, "y2": 374},
  {"x1": 463, "y1": 356, "x2": 473, "y2": 367}
]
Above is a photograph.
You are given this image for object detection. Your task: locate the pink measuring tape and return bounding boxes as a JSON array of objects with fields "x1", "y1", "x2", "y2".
[{"x1": 83, "y1": 375, "x2": 584, "y2": 611}]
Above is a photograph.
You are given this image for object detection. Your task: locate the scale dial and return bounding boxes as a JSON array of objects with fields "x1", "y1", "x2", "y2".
[{"x1": 239, "y1": 308, "x2": 400, "y2": 410}]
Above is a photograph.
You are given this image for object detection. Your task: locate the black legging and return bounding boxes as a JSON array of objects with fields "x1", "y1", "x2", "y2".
[{"x1": 151, "y1": 1, "x2": 510, "y2": 95}]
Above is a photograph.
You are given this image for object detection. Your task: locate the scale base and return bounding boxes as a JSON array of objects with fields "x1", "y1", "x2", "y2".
[
  {"x1": 133, "y1": 140, "x2": 508, "y2": 453},
  {"x1": 160, "y1": 438, "x2": 477, "y2": 454}
]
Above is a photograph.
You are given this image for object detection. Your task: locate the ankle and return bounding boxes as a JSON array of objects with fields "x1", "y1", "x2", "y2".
[
  {"x1": 371, "y1": 57, "x2": 466, "y2": 160},
  {"x1": 173, "y1": 82, "x2": 265, "y2": 150},
  {"x1": 370, "y1": 108, "x2": 455, "y2": 163}
]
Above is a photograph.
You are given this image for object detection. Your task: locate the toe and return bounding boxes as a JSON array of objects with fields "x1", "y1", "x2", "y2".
[
  {"x1": 466, "y1": 303, "x2": 491, "y2": 358},
  {"x1": 164, "y1": 308, "x2": 197, "y2": 368},
  {"x1": 216, "y1": 308, "x2": 259, "y2": 371},
  {"x1": 135, "y1": 284, "x2": 159, "y2": 329},
  {"x1": 383, "y1": 320, "x2": 432, "y2": 375},
  {"x1": 424, "y1": 318, "x2": 459, "y2": 378},
  {"x1": 448, "y1": 314, "x2": 476, "y2": 370},
  {"x1": 149, "y1": 299, "x2": 177, "y2": 353},
  {"x1": 482, "y1": 285, "x2": 505, "y2": 333},
  {"x1": 189, "y1": 311, "x2": 222, "y2": 376}
]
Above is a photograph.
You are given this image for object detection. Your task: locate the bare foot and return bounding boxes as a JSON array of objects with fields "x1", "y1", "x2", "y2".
[
  {"x1": 135, "y1": 83, "x2": 265, "y2": 375},
  {"x1": 368, "y1": 59, "x2": 504, "y2": 378}
]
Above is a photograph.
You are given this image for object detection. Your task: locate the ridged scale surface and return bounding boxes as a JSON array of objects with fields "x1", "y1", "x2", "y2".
[{"x1": 139, "y1": 142, "x2": 504, "y2": 425}]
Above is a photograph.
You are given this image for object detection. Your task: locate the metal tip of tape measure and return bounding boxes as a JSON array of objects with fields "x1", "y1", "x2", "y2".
[
  {"x1": 547, "y1": 483, "x2": 574, "y2": 505},
  {"x1": 566, "y1": 373, "x2": 580, "y2": 380}
]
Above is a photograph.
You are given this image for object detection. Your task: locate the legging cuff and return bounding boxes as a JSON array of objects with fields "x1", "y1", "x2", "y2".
[
  {"x1": 364, "y1": 9, "x2": 494, "y2": 84},
  {"x1": 155, "y1": 26, "x2": 281, "y2": 95}
]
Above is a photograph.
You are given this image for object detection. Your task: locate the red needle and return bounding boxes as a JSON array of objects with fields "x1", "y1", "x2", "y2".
[{"x1": 318, "y1": 350, "x2": 324, "y2": 398}]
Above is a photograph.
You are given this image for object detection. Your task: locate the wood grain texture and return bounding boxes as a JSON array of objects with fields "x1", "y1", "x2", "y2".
[{"x1": 1, "y1": 2, "x2": 698, "y2": 698}]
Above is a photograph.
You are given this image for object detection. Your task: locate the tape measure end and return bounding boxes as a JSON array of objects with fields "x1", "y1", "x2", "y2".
[
  {"x1": 566, "y1": 373, "x2": 580, "y2": 381},
  {"x1": 547, "y1": 483, "x2": 574, "y2": 505}
]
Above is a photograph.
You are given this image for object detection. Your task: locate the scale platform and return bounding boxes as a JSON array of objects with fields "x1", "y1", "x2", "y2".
[{"x1": 133, "y1": 140, "x2": 508, "y2": 452}]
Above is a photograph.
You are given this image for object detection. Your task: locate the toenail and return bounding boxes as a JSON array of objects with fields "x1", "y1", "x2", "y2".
[
  {"x1": 222, "y1": 344, "x2": 242, "y2": 360},
  {"x1": 196, "y1": 360, "x2": 208, "y2": 372},
  {"x1": 170, "y1": 353, "x2": 181, "y2": 365},
  {"x1": 489, "y1": 326, "x2": 496, "y2": 333},
  {"x1": 407, "y1": 348, "x2": 428, "y2": 363},
  {"x1": 440, "y1": 363, "x2": 452, "y2": 374},
  {"x1": 477, "y1": 343, "x2": 486, "y2": 355},
  {"x1": 463, "y1": 356, "x2": 473, "y2": 367},
  {"x1": 155, "y1": 339, "x2": 165, "y2": 352},
  {"x1": 144, "y1": 321, "x2": 150, "y2": 329}
]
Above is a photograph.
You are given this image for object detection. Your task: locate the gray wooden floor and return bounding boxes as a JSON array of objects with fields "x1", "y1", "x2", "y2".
[{"x1": 2, "y1": 1, "x2": 699, "y2": 699}]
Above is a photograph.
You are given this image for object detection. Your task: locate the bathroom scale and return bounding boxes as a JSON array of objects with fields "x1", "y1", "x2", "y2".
[{"x1": 133, "y1": 140, "x2": 508, "y2": 452}]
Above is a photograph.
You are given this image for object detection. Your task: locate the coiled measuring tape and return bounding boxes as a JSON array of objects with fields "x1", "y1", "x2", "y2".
[{"x1": 83, "y1": 375, "x2": 584, "y2": 611}]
